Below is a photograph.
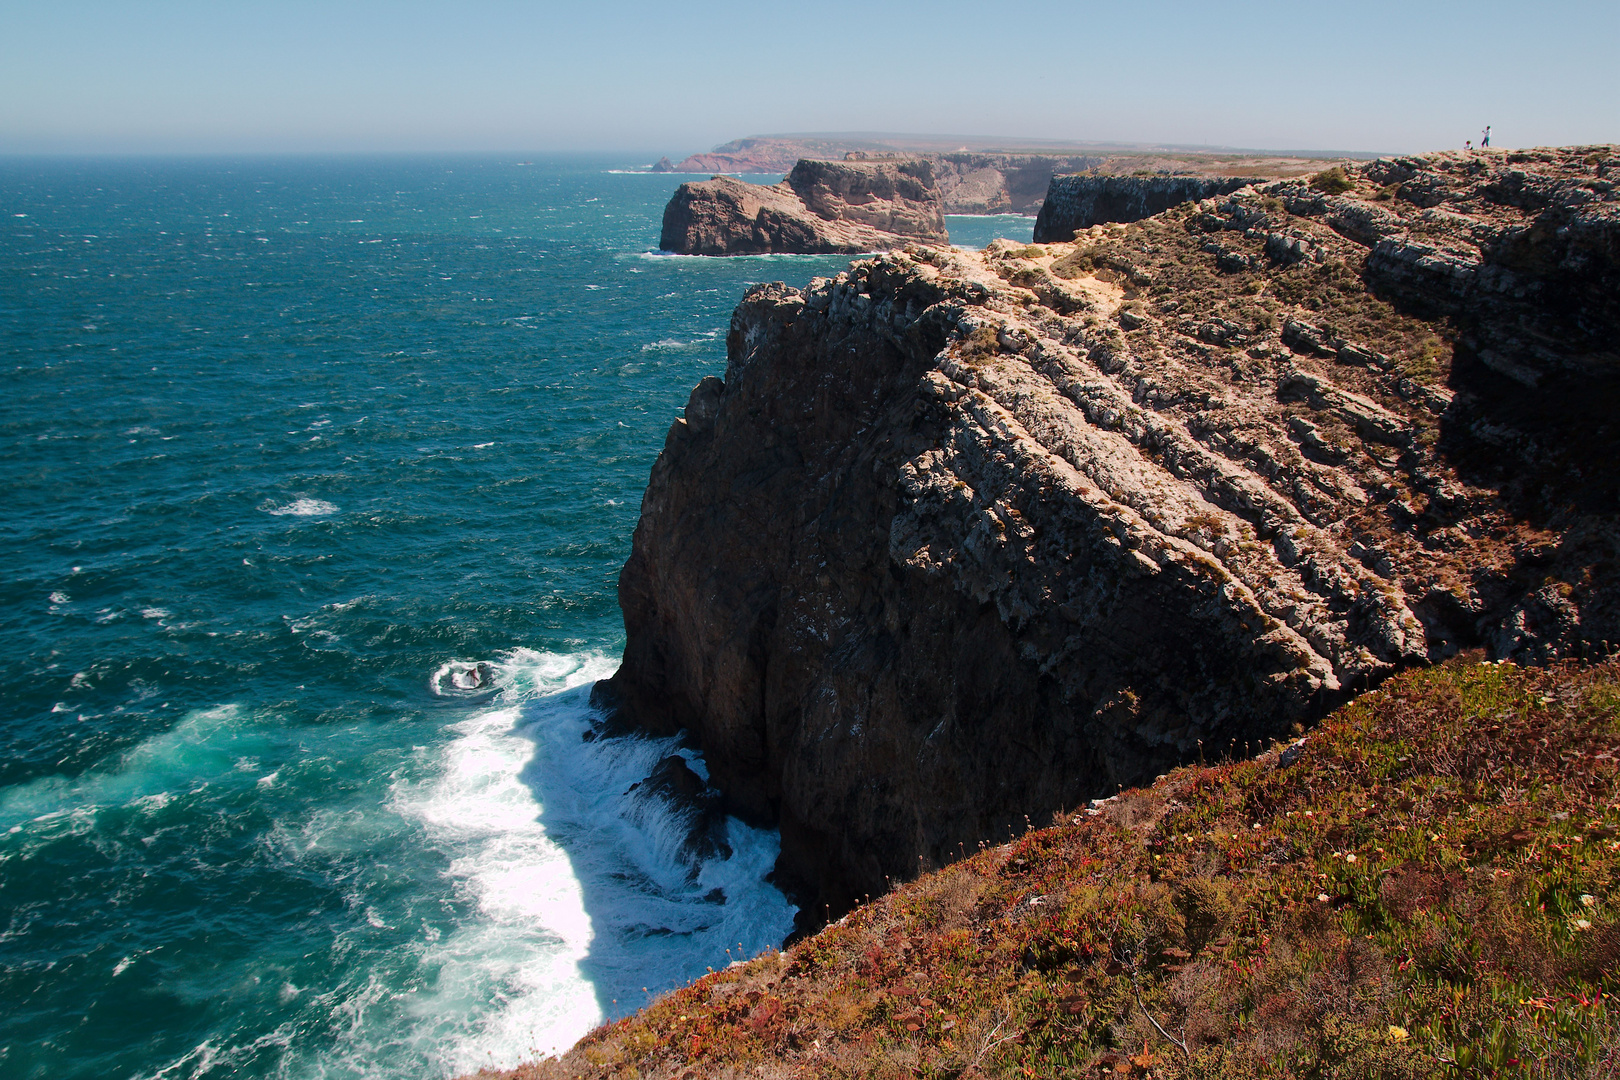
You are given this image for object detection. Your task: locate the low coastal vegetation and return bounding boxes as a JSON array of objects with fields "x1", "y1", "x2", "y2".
[
  {"x1": 1309, "y1": 167, "x2": 1356, "y2": 196},
  {"x1": 479, "y1": 657, "x2": 1620, "y2": 1078}
]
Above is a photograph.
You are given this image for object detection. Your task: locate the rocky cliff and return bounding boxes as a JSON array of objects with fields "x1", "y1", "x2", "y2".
[
  {"x1": 663, "y1": 133, "x2": 1344, "y2": 214},
  {"x1": 856, "y1": 152, "x2": 1105, "y2": 214},
  {"x1": 609, "y1": 146, "x2": 1620, "y2": 920},
  {"x1": 1033, "y1": 175, "x2": 1259, "y2": 240},
  {"x1": 659, "y1": 159, "x2": 948, "y2": 256}
]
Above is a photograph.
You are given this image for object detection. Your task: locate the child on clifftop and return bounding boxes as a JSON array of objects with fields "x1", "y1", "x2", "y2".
[{"x1": 1482, "y1": 126, "x2": 1491, "y2": 148}]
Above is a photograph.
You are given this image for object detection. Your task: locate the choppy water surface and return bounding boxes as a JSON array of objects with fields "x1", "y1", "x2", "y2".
[{"x1": 0, "y1": 157, "x2": 1035, "y2": 1078}]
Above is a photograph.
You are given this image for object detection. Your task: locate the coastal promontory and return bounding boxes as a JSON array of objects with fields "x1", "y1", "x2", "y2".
[{"x1": 609, "y1": 146, "x2": 1620, "y2": 919}]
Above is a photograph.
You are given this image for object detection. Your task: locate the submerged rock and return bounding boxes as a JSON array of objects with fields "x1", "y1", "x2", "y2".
[{"x1": 629, "y1": 754, "x2": 732, "y2": 864}]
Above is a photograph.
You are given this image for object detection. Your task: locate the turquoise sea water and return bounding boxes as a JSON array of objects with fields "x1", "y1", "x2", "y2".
[{"x1": 0, "y1": 156, "x2": 1033, "y2": 1079}]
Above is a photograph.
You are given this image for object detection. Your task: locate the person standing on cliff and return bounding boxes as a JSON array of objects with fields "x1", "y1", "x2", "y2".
[{"x1": 1482, "y1": 126, "x2": 1491, "y2": 148}]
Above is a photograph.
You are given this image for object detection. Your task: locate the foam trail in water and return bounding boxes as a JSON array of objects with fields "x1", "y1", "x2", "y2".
[{"x1": 0, "y1": 704, "x2": 280, "y2": 845}]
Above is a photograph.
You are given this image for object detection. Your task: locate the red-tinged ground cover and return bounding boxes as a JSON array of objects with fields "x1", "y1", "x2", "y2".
[{"x1": 475, "y1": 655, "x2": 1620, "y2": 1079}]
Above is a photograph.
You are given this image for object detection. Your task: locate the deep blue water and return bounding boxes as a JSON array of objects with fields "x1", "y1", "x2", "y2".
[{"x1": 0, "y1": 155, "x2": 1033, "y2": 1079}]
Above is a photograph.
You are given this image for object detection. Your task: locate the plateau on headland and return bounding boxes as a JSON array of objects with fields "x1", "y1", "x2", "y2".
[
  {"x1": 659, "y1": 158, "x2": 948, "y2": 256},
  {"x1": 610, "y1": 145, "x2": 1620, "y2": 927}
]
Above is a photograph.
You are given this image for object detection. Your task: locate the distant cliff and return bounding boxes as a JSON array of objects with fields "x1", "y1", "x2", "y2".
[
  {"x1": 659, "y1": 159, "x2": 947, "y2": 256},
  {"x1": 857, "y1": 152, "x2": 1106, "y2": 214},
  {"x1": 609, "y1": 146, "x2": 1620, "y2": 919},
  {"x1": 1033, "y1": 174, "x2": 1257, "y2": 240},
  {"x1": 661, "y1": 134, "x2": 1345, "y2": 215}
]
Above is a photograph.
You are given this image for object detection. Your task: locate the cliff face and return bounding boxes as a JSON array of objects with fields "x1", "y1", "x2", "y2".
[
  {"x1": 879, "y1": 152, "x2": 1105, "y2": 214},
  {"x1": 610, "y1": 146, "x2": 1620, "y2": 918},
  {"x1": 659, "y1": 160, "x2": 947, "y2": 256},
  {"x1": 1032, "y1": 175, "x2": 1257, "y2": 240},
  {"x1": 785, "y1": 158, "x2": 947, "y2": 239},
  {"x1": 663, "y1": 134, "x2": 1343, "y2": 214}
]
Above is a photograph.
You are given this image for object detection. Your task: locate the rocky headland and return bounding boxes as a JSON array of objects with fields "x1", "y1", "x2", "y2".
[
  {"x1": 659, "y1": 158, "x2": 949, "y2": 256},
  {"x1": 609, "y1": 145, "x2": 1620, "y2": 923},
  {"x1": 660, "y1": 134, "x2": 1347, "y2": 216}
]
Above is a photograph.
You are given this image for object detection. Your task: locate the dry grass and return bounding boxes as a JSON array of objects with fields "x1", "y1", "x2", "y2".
[{"x1": 472, "y1": 657, "x2": 1620, "y2": 1080}]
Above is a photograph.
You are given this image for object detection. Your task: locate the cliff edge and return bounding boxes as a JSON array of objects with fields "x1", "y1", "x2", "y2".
[
  {"x1": 1033, "y1": 174, "x2": 1259, "y2": 240},
  {"x1": 612, "y1": 146, "x2": 1620, "y2": 919},
  {"x1": 659, "y1": 159, "x2": 948, "y2": 255}
]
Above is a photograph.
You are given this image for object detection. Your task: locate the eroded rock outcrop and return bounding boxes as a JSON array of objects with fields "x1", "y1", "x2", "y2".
[
  {"x1": 608, "y1": 146, "x2": 1620, "y2": 920},
  {"x1": 659, "y1": 159, "x2": 947, "y2": 256}
]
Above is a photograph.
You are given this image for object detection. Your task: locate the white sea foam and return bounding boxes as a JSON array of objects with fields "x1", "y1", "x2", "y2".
[
  {"x1": 390, "y1": 651, "x2": 610, "y2": 1069},
  {"x1": 387, "y1": 648, "x2": 796, "y2": 1074},
  {"x1": 7, "y1": 653, "x2": 795, "y2": 1077},
  {"x1": 262, "y1": 497, "x2": 339, "y2": 517},
  {"x1": 635, "y1": 249, "x2": 854, "y2": 262}
]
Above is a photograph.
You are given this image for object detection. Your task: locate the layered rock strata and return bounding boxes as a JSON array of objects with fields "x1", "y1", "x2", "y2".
[
  {"x1": 863, "y1": 152, "x2": 1106, "y2": 215},
  {"x1": 659, "y1": 159, "x2": 947, "y2": 256},
  {"x1": 608, "y1": 146, "x2": 1620, "y2": 919},
  {"x1": 1033, "y1": 175, "x2": 1258, "y2": 241}
]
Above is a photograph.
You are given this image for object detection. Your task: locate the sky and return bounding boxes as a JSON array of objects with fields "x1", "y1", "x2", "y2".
[{"x1": 0, "y1": 0, "x2": 1614, "y2": 157}]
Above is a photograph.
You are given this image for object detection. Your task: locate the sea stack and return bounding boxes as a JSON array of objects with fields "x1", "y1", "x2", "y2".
[{"x1": 658, "y1": 158, "x2": 949, "y2": 255}]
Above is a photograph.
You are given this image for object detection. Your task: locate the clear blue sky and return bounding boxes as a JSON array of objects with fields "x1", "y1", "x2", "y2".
[{"x1": 1, "y1": 0, "x2": 1614, "y2": 156}]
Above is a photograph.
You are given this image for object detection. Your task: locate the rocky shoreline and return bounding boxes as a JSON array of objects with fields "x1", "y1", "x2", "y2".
[{"x1": 609, "y1": 146, "x2": 1620, "y2": 920}]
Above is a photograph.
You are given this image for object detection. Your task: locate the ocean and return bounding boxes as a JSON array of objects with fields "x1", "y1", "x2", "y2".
[{"x1": 0, "y1": 155, "x2": 1033, "y2": 1079}]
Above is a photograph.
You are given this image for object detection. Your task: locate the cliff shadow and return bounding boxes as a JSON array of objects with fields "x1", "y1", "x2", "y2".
[
  {"x1": 1438, "y1": 343, "x2": 1620, "y2": 525},
  {"x1": 504, "y1": 682, "x2": 795, "y2": 1029}
]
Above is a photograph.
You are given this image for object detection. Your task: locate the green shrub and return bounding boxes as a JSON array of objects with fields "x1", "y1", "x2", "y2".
[{"x1": 1310, "y1": 166, "x2": 1355, "y2": 195}]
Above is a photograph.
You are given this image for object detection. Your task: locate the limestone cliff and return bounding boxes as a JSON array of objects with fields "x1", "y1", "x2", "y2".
[
  {"x1": 659, "y1": 159, "x2": 947, "y2": 256},
  {"x1": 608, "y1": 146, "x2": 1620, "y2": 919},
  {"x1": 859, "y1": 152, "x2": 1106, "y2": 214}
]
